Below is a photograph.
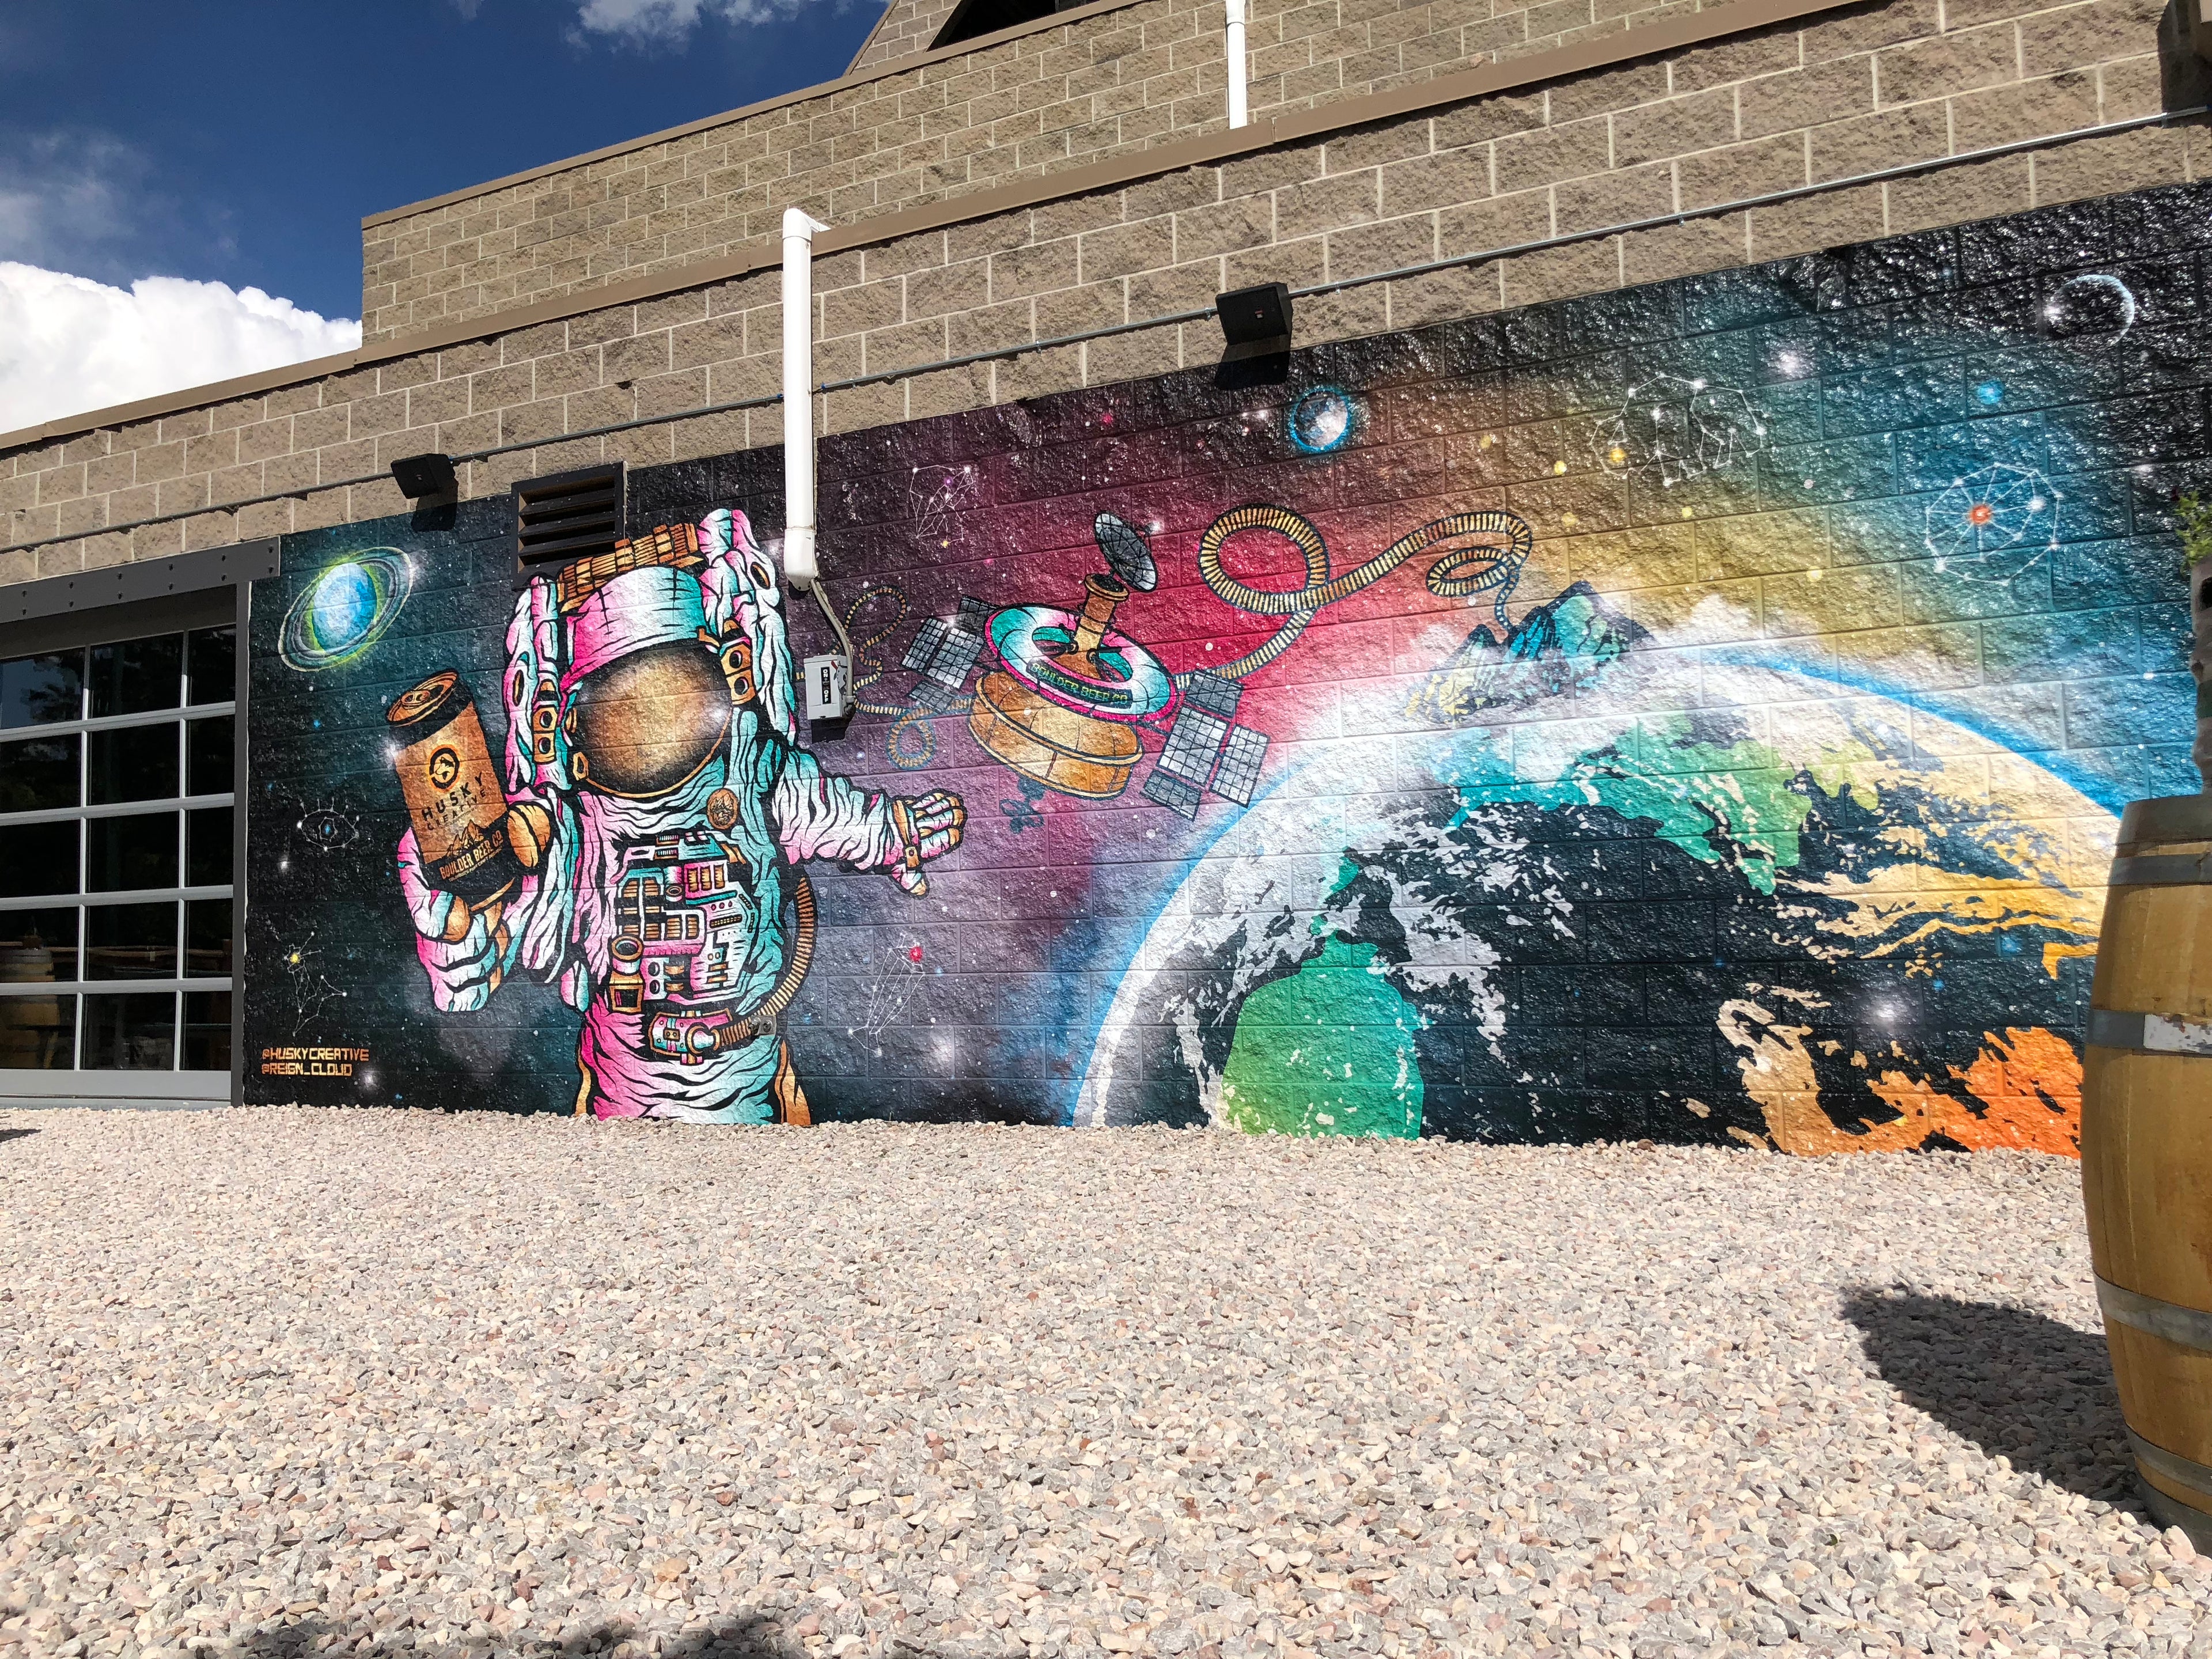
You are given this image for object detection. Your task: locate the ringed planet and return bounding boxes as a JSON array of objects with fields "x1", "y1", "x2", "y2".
[
  {"x1": 2040, "y1": 271, "x2": 2137, "y2": 343},
  {"x1": 279, "y1": 551, "x2": 414, "y2": 671}
]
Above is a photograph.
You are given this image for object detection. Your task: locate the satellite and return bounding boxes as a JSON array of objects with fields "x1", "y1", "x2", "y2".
[{"x1": 907, "y1": 513, "x2": 1272, "y2": 819}]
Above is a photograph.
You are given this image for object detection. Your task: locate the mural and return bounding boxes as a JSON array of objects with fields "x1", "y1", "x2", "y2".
[{"x1": 245, "y1": 184, "x2": 2210, "y2": 1152}]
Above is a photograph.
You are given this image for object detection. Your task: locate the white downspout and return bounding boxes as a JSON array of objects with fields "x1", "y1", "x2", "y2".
[
  {"x1": 781, "y1": 206, "x2": 831, "y2": 591},
  {"x1": 1225, "y1": 0, "x2": 1248, "y2": 128}
]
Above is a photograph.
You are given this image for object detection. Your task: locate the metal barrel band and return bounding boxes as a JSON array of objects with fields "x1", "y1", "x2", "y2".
[
  {"x1": 2099, "y1": 1278, "x2": 2212, "y2": 1355},
  {"x1": 2087, "y1": 1008, "x2": 2212, "y2": 1057},
  {"x1": 2127, "y1": 1429, "x2": 2212, "y2": 1504},
  {"x1": 2108, "y1": 853, "x2": 2212, "y2": 887}
]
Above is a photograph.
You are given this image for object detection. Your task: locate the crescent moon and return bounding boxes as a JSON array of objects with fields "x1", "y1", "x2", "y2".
[{"x1": 2043, "y1": 271, "x2": 2137, "y2": 342}]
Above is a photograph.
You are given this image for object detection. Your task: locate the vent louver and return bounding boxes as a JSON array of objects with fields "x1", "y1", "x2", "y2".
[{"x1": 513, "y1": 463, "x2": 626, "y2": 573}]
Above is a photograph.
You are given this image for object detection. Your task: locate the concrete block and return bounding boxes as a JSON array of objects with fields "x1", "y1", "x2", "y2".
[
  {"x1": 1549, "y1": 58, "x2": 1671, "y2": 122},
  {"x1": 1556, "y1": 158, "x2": 1674, "y2": 229},
  {"x1": 1173, "y1": 192, "x2": 1277, "y2": 259},
  {"x1": 1675, "y1": 132, "x2": 1809, "y2": 210},
  {"x1": 1494, "y1": 116, "x2": 1612, "y2": 193},
  {"x1": 1325, "y1": 210, "x2": 1440, "y2": 277},
  {"x1": 184, "y1": 430, "x2": 241, "y2": 474},
  {"x1": 2031, "y1": 119, "x2": 2188, "y2": 204},
  {"x1": 1379, "y1": 144, "x2": 1494, "y2": 215},
  {"x1": 1225, "y1": 230, "x2": 1330, "y2": 287},
  {"x1": 1884, "y1": 152, "x2": 2032, "y2": 233},
  {"x1": 1665, "y1": 26, "x2": 1803, "y2": 93},
  {"x1": 1612, "y1": 88, "x2": 1738, "y2": 168},
  {"x1": 1949, "y1": 69, "x2": 2101, "y2": 151},
  {"x1": 1745, "y1": 180, "x2": 1885, "y2": 258},
  {"x1": 1498, "y1": 233, "x2": 1620, "y2": 306}
]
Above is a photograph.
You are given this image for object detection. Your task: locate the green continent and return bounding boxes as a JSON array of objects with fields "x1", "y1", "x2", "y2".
[
  {"x1": 1219, "y1": 938, "x2": 1424, "y2": 1138},
  {"x1": 1452, "y1": 713, "x2": 1817, "y2": 895}
]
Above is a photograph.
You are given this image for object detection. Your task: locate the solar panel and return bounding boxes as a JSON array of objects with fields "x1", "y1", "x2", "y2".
[
  {"x1": 1157, "y1": 708, "x2": 1230, "y2": 783},
  {"x1": 902, "y1": 616, "x2": 951, "y2": 673},
  {"x1": 1212, "y1": 725, "x2": 1269, "y2": 805},
  {"x1": 903, "y1": 603, "x2": 988, "y2": 705},
  {"x1": 911, "y1": 677, "x2": 966, "y2": 713},
  {"x1": 1180, "y1": 669, "x2": 1243, "y2": 719},
  {"x1": 1142, "y1": 770, "x2": 1203, "y2": 819}
]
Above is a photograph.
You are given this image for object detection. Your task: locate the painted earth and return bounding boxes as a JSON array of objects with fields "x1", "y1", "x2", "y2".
[{"x1": 1078, "y1": 584, "x2": 2106, "y2": 1153}]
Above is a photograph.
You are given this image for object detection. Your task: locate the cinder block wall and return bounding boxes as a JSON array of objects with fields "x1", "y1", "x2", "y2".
[
  {"x1": 849, "y1": 0, "x2": 967, "y2": 72},
  {"x1": 240, "y1": 173, "x2": 2203, "y2": 1142},
  {"x1": 0, "y1": 0, "x2": 2190, "y2": 587},
  {"x1": 359, "y1": 0, "x2": 1741, "y2": 343}
]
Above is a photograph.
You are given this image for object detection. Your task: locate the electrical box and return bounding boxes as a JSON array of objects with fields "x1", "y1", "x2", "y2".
[{"x1": 802, "y1": 653, "x2": 851, "y2": 722}]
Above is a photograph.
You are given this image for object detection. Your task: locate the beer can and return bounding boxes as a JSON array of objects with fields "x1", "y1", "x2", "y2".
[{"x1": 388, "y1": 670, "x2": 518, "y2": 905}]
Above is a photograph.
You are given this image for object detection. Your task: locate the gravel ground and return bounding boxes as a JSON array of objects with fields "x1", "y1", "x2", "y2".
[{"x1": 0, "y1": 1108, "x2": 2205, "y2": 1659}]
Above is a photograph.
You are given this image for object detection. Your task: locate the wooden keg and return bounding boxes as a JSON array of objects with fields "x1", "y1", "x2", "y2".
[{"x1": 2082, "y1": 792, "x2": 2212, "y2": 1547}]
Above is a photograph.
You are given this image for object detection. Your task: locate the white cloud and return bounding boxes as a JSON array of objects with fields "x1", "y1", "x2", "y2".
[
  {"x1": 0, "y1": 262, "x2": 360, "y2": 433},
  {"x1": 574, "y1": 0, "x2": 821, "y2": 44}
]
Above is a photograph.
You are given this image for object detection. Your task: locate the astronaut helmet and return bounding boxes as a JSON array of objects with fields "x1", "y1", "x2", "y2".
[{"x1": 554, "y1": 510, "x2": 793, "y2": 798}]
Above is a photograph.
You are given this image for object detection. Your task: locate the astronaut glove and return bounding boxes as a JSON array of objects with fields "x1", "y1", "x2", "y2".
[
  {"x1": 887, "y1": 791, "x2": 966, "y2": 896},
  {"x1": 395, "y1": 827, "x2": 516, "y2": 1012}
]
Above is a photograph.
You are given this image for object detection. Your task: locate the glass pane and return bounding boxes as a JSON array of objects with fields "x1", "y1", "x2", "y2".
[
  {"x1": 184, "y1": 899, "x2": 232, "y2": 978},
  {"x1": 88, "y1": 635, "x2": 182, "y2": 719},
  {"x1": 88, "y1": 723, "x2": 179, "y2": 805},
  {"x1": 187, "y1": 806, "x2": 232, "y2": 888},
  {"x1": 0, "y1": 991, "x2": 74, "y2": 1069},
  {"x1": 187, "y1": 626, "x2": 236, "y2": 707},
  {"x1": 0, "y1": 652, "x2": 83, "y2": 728},
  {"x1": 86, "y1": 813, "x2": 175, "y2": 893},
  {"x1": 81, "y1": 991, "x2": 175, "y2": 1070},
  {"x1": 183, "y1": 990, "x2": 231, "y2": 1071},
  {"x1": 187, "y1": 716, "x2": 233, "y2": 797},
  {"x1": 85, "y1": 902, "x2": 177, "y2": 980},
  {"x1": 0, "y1": 732, "x2": 79, "y2": 813},
  {"x1": 0, "y1": 907, "x2": 78, "y2": 982},
  {"x1": 0, "y1": 820, "x2": 77, "y2": 897}
]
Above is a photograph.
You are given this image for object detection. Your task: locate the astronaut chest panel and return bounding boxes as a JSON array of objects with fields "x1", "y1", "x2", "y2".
[{"x1": 601, "y1": 830, "x2": 769, "y2": 1012}]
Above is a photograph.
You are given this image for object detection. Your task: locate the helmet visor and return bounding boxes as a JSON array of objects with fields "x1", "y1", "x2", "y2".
[{"x1": 567, "y1": 642, "x2": 732, "y2": 797}]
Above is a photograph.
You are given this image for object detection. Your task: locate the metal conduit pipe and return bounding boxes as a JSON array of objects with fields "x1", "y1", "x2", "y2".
[{"x1": 3, "y1": 103, "x2": 2204, "y2": 563}]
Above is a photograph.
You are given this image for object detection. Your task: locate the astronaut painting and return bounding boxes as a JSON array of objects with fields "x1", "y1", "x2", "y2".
[{"x1": 388, "y1": 507, "x2": 964, "y2": 1124}]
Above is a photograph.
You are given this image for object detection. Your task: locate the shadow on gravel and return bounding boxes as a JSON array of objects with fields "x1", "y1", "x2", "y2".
[
  {"x1": 1843, "y1": 1290, "x2": 2144, "y2": 1512},
  {"x1": 0, "y1": 1127, "x2": 38, "y2": 1145},
  {"x1": 222, "y1": 1613, "x2": 955, "y2": 1659}
]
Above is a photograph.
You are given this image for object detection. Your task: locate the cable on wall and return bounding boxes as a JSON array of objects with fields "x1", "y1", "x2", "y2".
[{"x1": 2, "y1": 102, "x2": 2204, "y2": 563}]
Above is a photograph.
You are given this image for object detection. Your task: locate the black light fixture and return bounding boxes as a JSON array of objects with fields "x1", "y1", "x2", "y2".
[
  {"x1": 391, "y1": 452, "x2": 457, "y2": 498},
  {"x1": 1214, "y1": 282, "x2": 1293, "y2": 360}
]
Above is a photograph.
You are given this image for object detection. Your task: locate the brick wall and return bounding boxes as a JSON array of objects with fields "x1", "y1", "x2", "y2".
[
  {"x1": 359, "y1": 0, "x2": 1718, "y2": 343},
  {"x1": 849, "y1": 0, "x2": 964, "y2": 71},
  {"x1": 5, "y1": 0, "x2": 2190, "y2": 589},
  {"x1": 239, "y1": 174, "x2": 2203, "y2": 1141}
]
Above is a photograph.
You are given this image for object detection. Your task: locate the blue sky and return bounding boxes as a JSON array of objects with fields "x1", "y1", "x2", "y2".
[
  {"x1": 0, "y1": 0, "x2": 885, "y2": 427},
  {"x1": 0, "y1": 0, "x2": 883, "y2": 318}
]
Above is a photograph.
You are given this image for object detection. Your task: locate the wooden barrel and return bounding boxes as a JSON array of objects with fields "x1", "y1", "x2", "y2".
[{"x1": 2082, "y1": 792, "x2": 2212, "y2": 1547}]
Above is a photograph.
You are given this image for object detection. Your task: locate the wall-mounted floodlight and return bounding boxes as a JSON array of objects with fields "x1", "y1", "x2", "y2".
[
  {"x1": 391, "y1": 453, "x2": 457, "y2": 498},
  {"x1": 1213, "y1": 282, "x2": 1294, "y2": 387},
  {"x1": 1215, "y1": 283, "x2": 1293, "y2": 361}
]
